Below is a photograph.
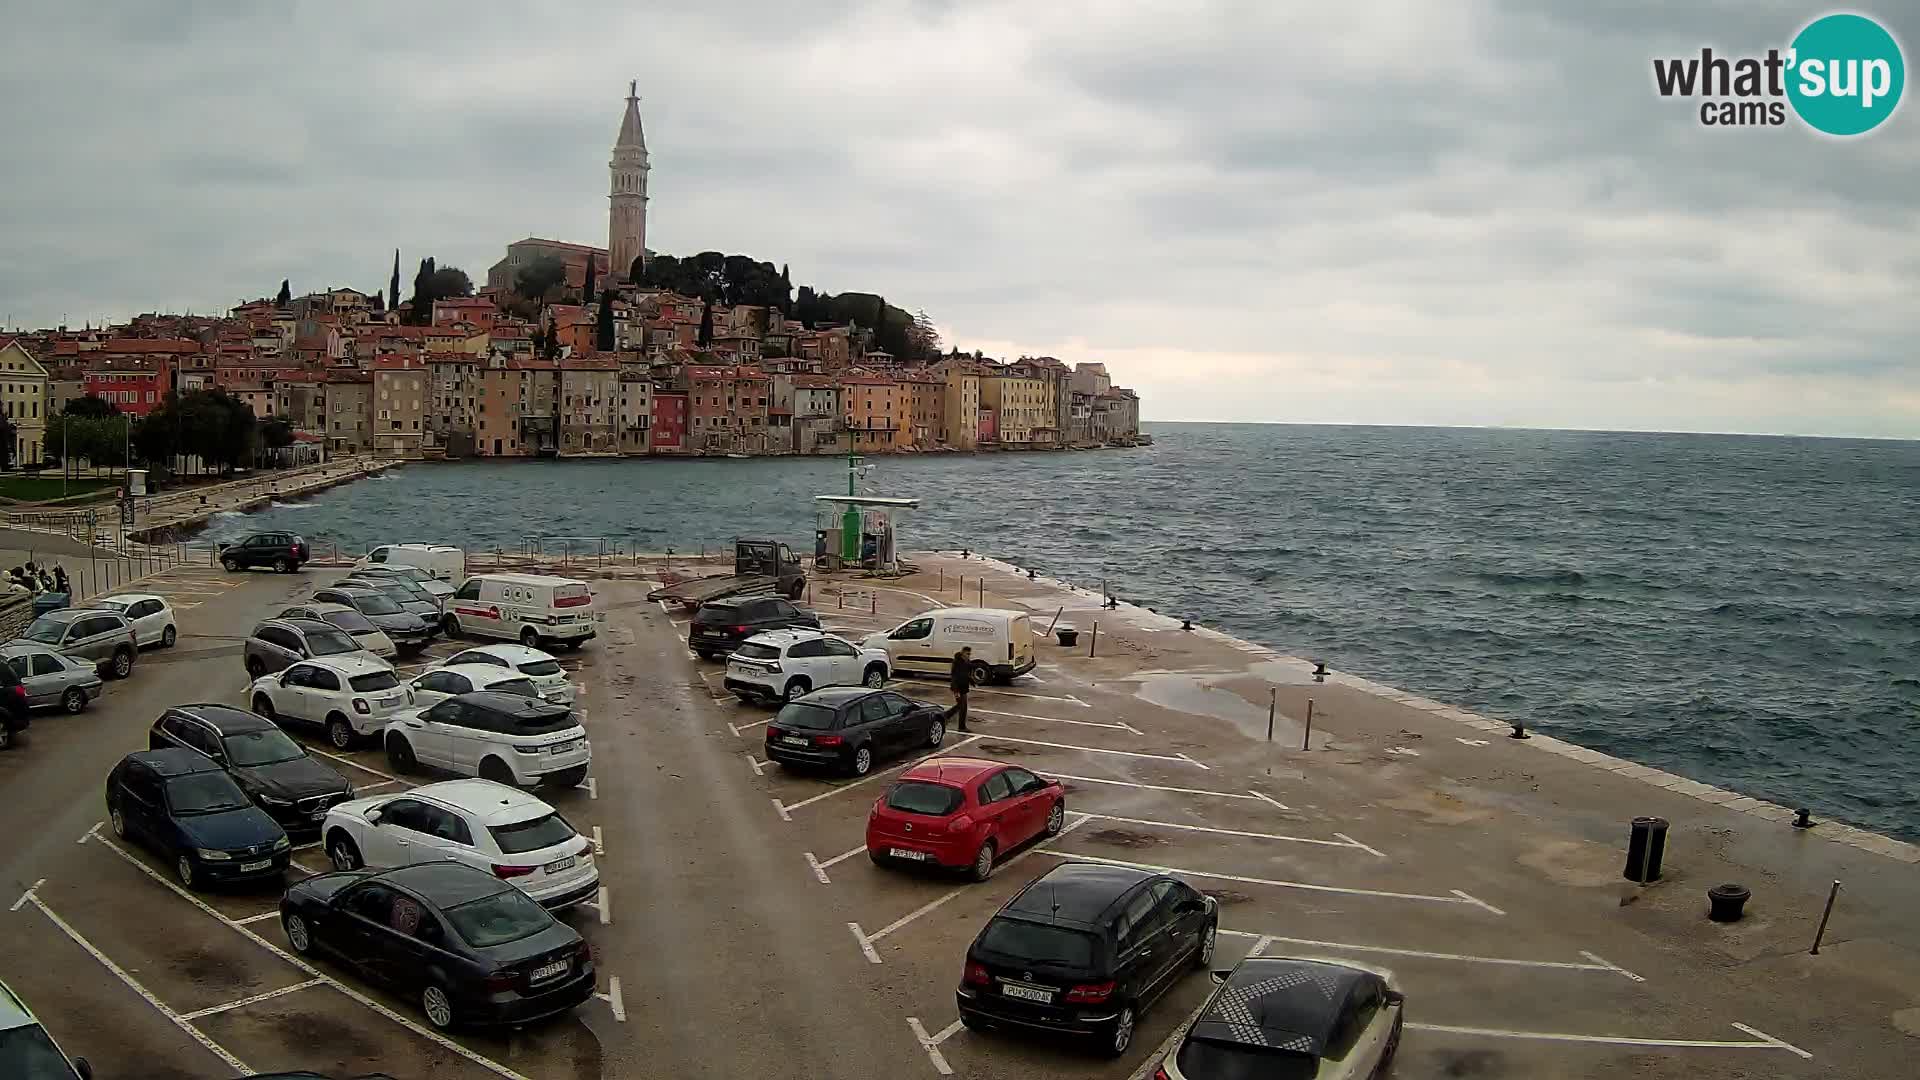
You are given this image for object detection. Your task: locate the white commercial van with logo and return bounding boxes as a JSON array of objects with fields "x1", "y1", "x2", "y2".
[
  {"x1": 864, "y1": 607, "x2": 1035, "y2": 685},
  {"x1": 442, "y1": 573, "x2": 601, "y2": 650}
]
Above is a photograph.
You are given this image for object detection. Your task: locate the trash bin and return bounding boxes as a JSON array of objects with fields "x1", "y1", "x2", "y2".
[
  {"x1": 32, "y1": 592, "x2": 70, "y2": 616},
  {"x1": 1055, "y1": 625, "x2": 1079, "y2": 647},
  {"x1": 1624, "y1": 816, "x2": 1669, "y2": 882}
]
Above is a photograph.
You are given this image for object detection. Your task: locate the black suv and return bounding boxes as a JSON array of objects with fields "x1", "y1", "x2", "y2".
[
  {"x1": 147, "y1": 704, "x2": 354, "y2": 837},
  {"x1": 689, "y1": 595, "x2": 820, "y2": 660},
  {"x1": 220, "y1": 531, "x2": 311, "y2": 573},
  {"x1": 105, "y1": 749, "x2": 291, "y2": 890},
  {"x1": 957, "y1": 862, "x2": 1218, "y2": 1057},
  {"x1": 0, "y1": 662, "x2": 27, "y2": 750}
]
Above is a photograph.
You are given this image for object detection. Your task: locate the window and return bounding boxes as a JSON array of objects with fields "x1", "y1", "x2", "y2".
[
  {"x1": 821, "y1": 637, "x2": 858, "y2": 657},
  {"x1": 1003, "y1": 767, "x2": 1044, "y2": 795},
  {"x1": 341, "y1": 882, "x2": 399, "y2": 923},
  {"x1": 890, "y1": 618, "x2": 933, "y2": 641},
  {"x1": 417, "y1": 804, "x2": 473, "y2": 845},
  {"x1": 1115, "y1": 889, "x2": 1161, "y2": 951},
  {"x1": 490, "y1": 811, "x2": 576, "y2": 854},
  {"x1": 443, "y1": 888, "x2": 551, "y2": 948},
  {"x1": 978, "y1": 771, "x2": 1013, "y2": 804},
  {"x1": 30, "y1": 652, "x2": 64, "y2": 677}
]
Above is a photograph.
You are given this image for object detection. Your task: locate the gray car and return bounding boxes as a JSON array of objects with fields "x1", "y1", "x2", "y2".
[
  {"x1": 13, "y1": 608, "x2": 139, "y2": 679},
  {"x1": 0, "y1": 643, "x2": 104, "y2": 713},
  {"x1": 339, "y1": 577, "x2": 442, "y2": 620},
  {"x1": 347, "y1": 564, "x2": 455, "y2": 600},
  {"x1": 309, "y1": 586, "x2": 435, "y2": 652},
  {"x1": 243, "y1": 617, "x2": 370, "y2": 679}
]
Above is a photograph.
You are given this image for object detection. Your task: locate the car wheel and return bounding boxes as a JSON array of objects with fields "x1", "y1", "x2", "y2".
[
  {"x1": 161, "y1": 625, "x2": 177, "y2": 648},
  {"x1": 549, "y1": 764, "x2": 589, "y2": 789},
  {"x1": 479, "y1": 757, "x2": 517, "y2": 786},
  {"x1": 221, "y1": 556, "x2": 239, "y2": 572},
  {"x1": 863, "y1": 664, "x2": 887, "y2": 688},
  {"x1": 246, "y1": 657, "x2": 266, "y2": 679},
  {"x1": 61, "y1": 687, "x2": 88, "y2": 714},
  {"x1": 285, "y1": 912, "x2": 313, "y2": 954},
  {"x1": 110, "y1": 648, "x2": 133, "y2": 679},
  {"x1": 1195, "y1": 921, "x2": 1217, "y2": 968},
  {"x1": 519, "y1": 626, "x2": 540, "y2": 648},
  {"x1": 110, "y1": 806, "x2": 126, "y2": 838},
  {"x1": 782, "y1": 677, "x2": 812, "y2": 702},
  {"x1": 252, "y1": 695, "x2": 276, "y2": 722},
  {"x1": 325, "y1": 715, "x2": 355, "y2": 750},
  {"x1": 441, "y1": 613, "x2": 462, "y2": 638},
  {"x1": 274, "y1": 557, "x2": 293, "y2": 573},
  {"x1": 959, "y1": 1012, "x2": 989, "y2": 1032},
  {"x1": 176, "y1": 855, "x2": 197, "y2": 891},
  {"x1": 0, "y1": 726, "x2": 10, "y2": 751},
  {"x1": 1044, "y1": 801, "x2": 1065, "y2": 836},
  {"x1": 868, "y1": 847, "x2": 890, "y2": 867},
  {"x1": 422, "y1": 984, "x2": 456, "y2": 1030},
  {"x1": 327, "y1": 832, "x2": 362, "y2": 872},
  {"x1": 926, "y1": 717, "x2": 945, "y2": 747},
  {"x1": 969, "y1": 838, "x2": 996, "y2": 883},
  {"x1": 385, "y1": 734, "x2": 417, "y2": 774},
  {"x1": 968, "y1": 661, "x2": 991, "y2": 687},
  {"x1": 1102, "y1": 1005, "x2": 1136, "y2": 1058},
  {"x1": 849, "y1": 745, "x2": 873, "y2": 777},
  {"x1": 695, "y1": 650, "x2": 717, "y2": 661}
]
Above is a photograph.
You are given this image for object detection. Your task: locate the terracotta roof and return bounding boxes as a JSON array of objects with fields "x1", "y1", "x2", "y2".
[
  {"x1": 370, "y1": 355, "x2": 419, "y2": 370},
  {"x1": 510, "y1": 236, "x2": 608, "y2": 256},
  {"x1": 100, "y1": 339, "x2": 199, "y2": 354},
  {"x1": 791, "y1": 375, "x2": 838, "y2": 389},
  {"x1": 560, "y1": 355, "x2": 619, "y2": 370}
]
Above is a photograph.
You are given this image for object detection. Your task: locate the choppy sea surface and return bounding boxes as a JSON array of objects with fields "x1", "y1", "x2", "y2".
[{"x1": 202, "y1": 423, "x2": 1920, "y2": 841}]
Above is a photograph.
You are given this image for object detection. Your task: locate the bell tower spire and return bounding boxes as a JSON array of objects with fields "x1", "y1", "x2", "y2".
[{"x1": 609, "y1": 81, "x2": 650, "y2": 282}]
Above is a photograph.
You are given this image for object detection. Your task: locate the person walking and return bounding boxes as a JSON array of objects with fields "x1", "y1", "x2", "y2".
[{"x1": 949, "y1": 646, "x2": 974, "y2": 732}]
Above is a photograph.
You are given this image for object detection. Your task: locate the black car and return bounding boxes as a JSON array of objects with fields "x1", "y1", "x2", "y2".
[
  {"x1": 220, "y1": 531, "x2": 311, "y2": 573},
  {"x1": 0, "y1": 662, "x2": 28, "y2": 750},
  {"x1": 1160, "y1": 956, "x2": 1404, "y2": 1079},
  {"x1": 764, "y1": 687, "x2": 946, "y2": 776},
  {"x1": 689, "y1": 595, "x2": 820, "y2": 660},
  {"x1": 105, "y1": 749, "x2": 291, "y2": 890},
  {"x1": 147, "y1": 704, "x2": 354, "y2": 837},
  {"x1": 957, "y1": 862, "x2": 1219, "y2": 1058},
  {"x1": 310, "y1": 586, "x2": 434, "y2": 652},
  {"x1": 281, "y1": 861, "x2": 596, "y2": 1030}
]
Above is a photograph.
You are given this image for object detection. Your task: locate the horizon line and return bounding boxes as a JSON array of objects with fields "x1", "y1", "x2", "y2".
[{"x1": 1137, "y1": 418, "x2": 1920, "y2": 443}]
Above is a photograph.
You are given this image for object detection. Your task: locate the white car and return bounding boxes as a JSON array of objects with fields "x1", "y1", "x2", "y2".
[
  {"x1": 383, "y1": 690, "x2": 590, "y2": 789},
  {"x1": 95, "y1": 593, "x2": 177, "y2": 649},
  {"x1": 319, "y1": 779, "x2": 599, "y2": 909},
  {"x1": 277, "y1": 601, "x2": 397, "y2": 659},
  {"x1": 436, "y1": 644, "x2": 574, "y2": 705},
  {"x1": 250, "y1": 655, "x2": 410, "y2": 750},
  {"x1": 723, "y1": 629, "x2": 891, "y2": 703},
  {"x1": 407, "y1": 663, "x2": 542, "y2": 709}
]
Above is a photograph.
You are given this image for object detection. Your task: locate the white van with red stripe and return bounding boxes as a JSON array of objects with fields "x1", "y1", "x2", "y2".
[{"x1": 442, "y1": 573, "x2": 600, "y2": 650}]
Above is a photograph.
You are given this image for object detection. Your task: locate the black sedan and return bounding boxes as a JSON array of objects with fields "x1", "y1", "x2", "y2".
[
  {"x1": 764, "y1": 687, "x2": 947, "y2": 776},
  {"x1": 147, "y1": 704, "x2": 354, "y2": 837},
  {"x1": 281, "y1": 862, "x2": 596, "y2": 1030},
  {"x1": 106, "y1": 749, "x2": 292, "y2": 890}
]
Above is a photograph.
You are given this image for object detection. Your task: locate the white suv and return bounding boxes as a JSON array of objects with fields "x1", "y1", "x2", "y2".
[
  {"x1": 250, "y1": 655, "x2": 410, "y2": 750},
  {"x1": 437, "y1": 645, "x2": 574, "y2": 705},
  {"x1": 723, "y1": 628, "x2": 891, "y2": 704},
  {"x1": 407, "y1": 663, "x2": 541, "y2": 709},
  {"x1": 96, "y1": 593, "x2": 178, "y2": 650},
  {"x1": 319, "y1": 779, "x2": 599, "y2": 909},
  {"x1": 383, "y1": 690, "x2": 590, "y2": 789}
]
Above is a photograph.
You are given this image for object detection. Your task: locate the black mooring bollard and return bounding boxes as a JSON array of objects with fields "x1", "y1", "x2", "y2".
[
  {"x1": 1027, "y1": 568, "x2": 1036, "y2": 580},
  {"x1": 1793, "y1": 808, "x2": 1815, "y2": 829},
  {"x1": 1181, "y1": 618, "x2": 1192, "y2": 631},
  {"x1": 1509, "y1": 720, "x2": 1530, "y2": 739},
  {"x1": 1707, "y1": 883, "x2": 1750, "y2": 922}
]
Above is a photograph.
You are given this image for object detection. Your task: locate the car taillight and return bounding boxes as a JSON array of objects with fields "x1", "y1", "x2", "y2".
[
  {"x1": 290, "y1": 546, "x2": 300, "y2": 556},
  {"x1": 352, "y1": 698, "x2": 370, "y2": 714},
  {"x1": 575, "y1": 939, "x2": 592, "y2": 963},
  {"x1": 493, "y1": 864, "x2": 537, "y2": 879},
  {"x1": 731, "y1": 625, "x2": 748, "y2": 635},
  {"x1": 766, "y1": 726, "x2": 785, "y2": 739},
  {"x1": 482, "y1": 969, "x2": 518, "y2": 992},
  {"x1": 1065, "y1": 981, "x2": 1115, "y2": 1003},
  {"x1": 1153, "y1": 1066, "x2": 1170, "y2": 1080},
  {"x1": 963, "y1": 961, "x2": 990, "y2": 986},
  {"x1": 814, "y1": 735, "x2": 843, "y2": 747},
  {"x1": 946, "y1": 814, "x2": 973, "y2": 833},
  {"x1": 8, "y1": 685, "x2": 23, "y2": 700}
]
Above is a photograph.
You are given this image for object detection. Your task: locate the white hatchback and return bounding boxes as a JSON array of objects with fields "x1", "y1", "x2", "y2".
[
  {"x1": 319, "y1": 779, "x2": 600, "y2": 909},
  {"x1": 723, "y1": 629, "x2": 891, "y2": 704},
  {"x1": 383, "y1": 690, "x2": 590, "y2": 789},
  {"x1": 437, "y1": 645, "x2": 574, "y2": 706},
  {"x1": 250, "y1": 655, "x2": 410, "y2": 750},
  {"x1": 407, "y1": 663, "x2": 542, "y2": 709},
  {"x1": 95, "y1": 593, "x2": 178, "y2": 649}
]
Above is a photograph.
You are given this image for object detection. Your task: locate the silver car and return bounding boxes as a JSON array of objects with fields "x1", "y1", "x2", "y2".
[
  {"x1": 13, "y1": 608, "x2": 139, "y2": 679},
  {"x1": 0, "y1": 644, "x2": 104, "y2": 713}
]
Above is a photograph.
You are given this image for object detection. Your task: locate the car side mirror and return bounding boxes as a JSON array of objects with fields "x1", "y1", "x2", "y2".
[
  {"x1": 73, "y1": 1058, "x2": 93, "y2": 1080},
  {"x1": 365, "y1": 808, "x2": 383, "y2": 825},
  {"x1": 1385, "y1": 990, "x2": 1405, "y2": 1007},
  {"x1": 1177, "y1": 899, "x2": 1205, "y2": 914}
]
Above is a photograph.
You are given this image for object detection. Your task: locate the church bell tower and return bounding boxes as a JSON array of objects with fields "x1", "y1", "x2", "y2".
[{"x1": 609, "y1": 80, "x2": 650, "y2": 283}]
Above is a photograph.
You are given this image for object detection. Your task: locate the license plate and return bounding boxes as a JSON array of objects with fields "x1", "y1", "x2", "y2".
[
  {"x1": 887, "y1": 848, "x2": 931, "y2": 861},
  {"x1": 240, "y1": 859, "x2": 273, "y2": 873},
  {"x1": 548, "y1": 740, "x2": 575, "y2": 754},
  {"x1": 544, "y1": 855, "x2": 576, "y2": 873},
  {"x1": 530, "y1": 959, "x2": 569, "y2": 982},
  {"x1": 781, "y1": 736, "x2": 809, "y2": 747},
  {"x1": 379, "y1": 696, "x2": 401, "y2": 707},
  {"x1": 1001, "y1": 983, "x2": 1054, "y2": 1004}
]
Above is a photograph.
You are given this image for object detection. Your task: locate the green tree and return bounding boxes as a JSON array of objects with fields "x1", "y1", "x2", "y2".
[
  {"x1": 426, "y1": 266, "x2": 472, "y2": 299},
  {"x1": 515, "y1": 256, "x2": 568, "y2": 303},
  {"x1": 0, "y1": 412, "x2": 15, "y2": 469},
  {"x1": 596, "y1": 290, "x2": 617, "y2": 352},
  {"x1": 698, "y1": 299, "x2": 713, "y2": 347},
  {"x1": 64, "y1": 395, "x2": 118, "y2": 418},
  {"x1": 133, "y1": 400, "x2": 179, "y2": 467},
  {"x1": 276, "y1": 279, "x2": 291, "y2": 307},
  {"x1": 389, "y1": 249, "x2": 402, "y2": 312},
  {"x1": 583, "y1": 258, "x2": 597, "y2": 303},
  {"x1": 261, "y1": 418, "x2": 294, "y2": 450}
]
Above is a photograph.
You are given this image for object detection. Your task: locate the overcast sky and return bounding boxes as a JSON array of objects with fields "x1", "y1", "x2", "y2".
[{"x1": 4, "y1": 1, "x2": 1916, "y2": 437}]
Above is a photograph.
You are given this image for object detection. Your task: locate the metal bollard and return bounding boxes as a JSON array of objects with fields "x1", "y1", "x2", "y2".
[
  {"x1": 1809, "y1": 880, "x2": 1841, "y2": 954},
  {"x1": 1267, "y1": 688, "x2": 1276, "y2": 742},
  {"x1": 1088, "y1": 621, "x2": 1098, "y2": 657},
  {"x1": 1302, "y1": 698, "x2": 1314, "y2": 750}
]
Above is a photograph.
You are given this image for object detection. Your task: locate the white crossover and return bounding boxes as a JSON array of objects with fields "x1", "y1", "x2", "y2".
[
  {"x1": 407, "y1": 663, "x2": 541, "y2": 709},
  {"x1": 250, "y1": 654, "x2": 410, "y2": 750},
  {"x1": 382, "y1": 691, "x2": 590, "y2": 789},
  {"x1": 96, "y1": 593, "x2": 177, "y2": 649},
  {"x1": 320, "y1": 779, "x2": 600, "y2": 909},
  {"x1": 723, "y1": 628, "x2": 891, "y2": 703},
  {"x1": 436, "y1": 644, "x2": 574, "y2": 705}
]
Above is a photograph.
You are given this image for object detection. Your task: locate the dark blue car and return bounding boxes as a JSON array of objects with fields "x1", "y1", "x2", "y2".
[{"x1": 106, "y1": 748, "x2": 291, "y2": 890}]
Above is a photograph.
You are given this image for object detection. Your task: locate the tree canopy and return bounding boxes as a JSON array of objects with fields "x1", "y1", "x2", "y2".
[
  {"x1": 64, "y1": 395, "x2": 119, "y2": 418},
  {"x1": 405, "y1": 258, "x2": 473, "y2": 323},
  {"x1": 638, "y1": 252, "x2": 791, "y2": 310},
  {"x1": 136, "y1": 390, "x2": 258, "y2": 473},
  {"x1": 514, "y1": 256, "x2": 568, "y2": 304}
]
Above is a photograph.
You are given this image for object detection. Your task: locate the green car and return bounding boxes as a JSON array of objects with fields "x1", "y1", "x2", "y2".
[{"x1": 0, "y1": 978, "x2": 92, "y2": 1079}]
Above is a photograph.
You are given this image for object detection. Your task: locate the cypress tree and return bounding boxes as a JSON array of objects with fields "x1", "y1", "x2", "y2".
[
  {"x1": 275, "y1": 280, "x2": 291, "y2": 307},
  {"x1": 698, "y1": 299, "x2": 713, "y2": 347},
  {"x1": 596, "y1": 289, "x2": 617, "y2": 352},
  {"x1": 389, "y1": 249, "x2": 401, "y2": 311},
  {"x1": 584, "y1": 258, "x2": 597, "y2": 302}
]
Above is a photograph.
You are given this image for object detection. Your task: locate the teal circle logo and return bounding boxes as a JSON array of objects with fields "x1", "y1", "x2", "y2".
[{"x1": 1786, "y1": 13, "x2": 1905, "y2": 136}]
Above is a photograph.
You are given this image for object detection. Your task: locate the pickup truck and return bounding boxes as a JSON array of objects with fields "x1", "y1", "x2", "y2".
[{"x1": 647, "y1": 540, "x2": 808, "y2": 609}]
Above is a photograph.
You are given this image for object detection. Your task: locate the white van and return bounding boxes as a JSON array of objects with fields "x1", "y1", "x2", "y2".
[
  {"x1": 354, "y1": 543, "x2": 466, "y2": 582},
  {"x1": 443, "y1": 573, "x2": 601, "y2": 649},
  {"x1": 863, "y1": 607, "x2": 1035, "y2": 685}
]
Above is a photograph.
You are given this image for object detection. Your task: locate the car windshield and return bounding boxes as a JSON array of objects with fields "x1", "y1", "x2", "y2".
[
  {"x1": 489, "y1": 812, "x2": 577, "y2": 854},
  {"x1": 352, "y1": 593, "x2": 404, "y2": 616},
  {"x1": 492, "y1": 677, "x2": 540, "y2": 698},
  {"x1": 1175, "y1": 1038, "x2": 1320, "y2": 1080},
  {"x1": 887, "y1": 781, "x2": 965, "y2": 815},
  {"x1": 306, "y1": 629, "x2": 360, "y2": 656},
  {"x1": 323, "y1": 610, "x2": 377, "y2": 634},
  {"x1": 444, "y1": 888, "x2": 554, "y2": 948},
  {"x1": 733, "y1": 641, "x2": 781, "y2": 661},
  {"x1": 693, "y1": 604, "x2": 739, "y2": 625},
  {"x1": 165, "y1": 772, "x2": 252, "y2": 815},
  {"x1": 977, "y1": 919, "x2": 1097, "y2": 968},
  {"x1": 95, "y1": 599, "x2": 130, "y2": 613},
  {"x1": 517, "y1": 659, "x2": 562, "y2": 677},
  {"x1": 20, "y1": 618, "x2": 68, "y2": 645},
  {"x1": 375, "y1": 584, "x2": 420, "y2": 601},
  {"x1": 349, "y1": 670, "x2": 401, "y2": 692},
  {"x1": 223, "y1": 728, "x2": 306, "y2": 767},
  {"x1": 0, "y1": 1022, "x2": 80, "y2": 1080},
  {"x1": 774, "y1": 702, "x2": 838, "y2": 730}
]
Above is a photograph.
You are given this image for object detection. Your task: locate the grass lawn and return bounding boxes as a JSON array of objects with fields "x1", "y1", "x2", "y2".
[{"x1": 0, "y1": 475, "x2": 122, "y2": 502}]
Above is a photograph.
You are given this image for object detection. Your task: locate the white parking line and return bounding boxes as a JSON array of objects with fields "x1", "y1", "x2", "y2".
[
  {"x1": 971, "y1": 687, "x2": 1087, "y2": 707},
  {"x1": 805, "y1": 844, "x2": 868, "y2": 884},
  {"x1": 596, "y1": 885, "x2": 611, "y2": 925},
  {"x1": 235, "y1": 911, "x2": 280, "y2": 926},
  {"x1": 579, "y1": 776, "x2": 598, "y2": 799},
  {"x1": 1048, "y1": 772, "x2": 1287, "y2": 808},
  {"x1": 1069, "y1": 812, "x2": 1375, "y2": 853},
  {"x1": 179, "y1": 978, "x2": 327, "y2": 1020},
  {"x1": 977, "y1": 733, "x2": 1206, "y2": 767},
  {"x1": 595, "y1": 977, "x2": 627, "y2": 1022},
  {"x1": 592, "y1": 826, "x2": 605, "y2": 857},
  {"x1": 306, "y1": 745, "x2": 398, "y2": 782},
  {"x1": 1215, "y1": 929, "x2": 1643, "y2": 979},
  {"x1": 974, "y1": 707, "x2": 1140, "y2": 733},
  {"x1": 773, "y1": 735, "x2": 986, "y2": 818},
  {"x1": 1246, "y1": 789, "x2": 1290, "y2": 812},
  {"x1": 9, "y1": 878, "x2": 45, "y2": 911},
  {"x1": 728, "y1": 715, "x2": 775, "y2": 737},
  {"x1": 1042, "y1": 851, "x2": 1507, "y2": 914},
  {"x1": 355, "y1": 780, "x2": 402, "y2": 792},
  {"x1": 1332, "y1": 832, "x2": 1386, "y2": 858},
  {"x1": 1409, "y1": 1021, "x2": 1811, "y2": 1058},
  {"x1": 908, "y1": 1016, "x2": 958, "y2": 1075},
  {"x1": 744, "y1": 753, "x2": 766, "y2": 776}
]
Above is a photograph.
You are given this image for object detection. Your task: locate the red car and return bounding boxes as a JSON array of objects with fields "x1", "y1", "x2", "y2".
[{"x1": 866, "y1": 757, "x2": 1066, "y2": 881}]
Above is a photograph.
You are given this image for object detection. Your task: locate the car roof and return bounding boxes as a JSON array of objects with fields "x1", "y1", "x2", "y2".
[
  {"x1": 410, "y1": 779, "x2": 554, "y2": 825},
  {"x1": 453, "y1": 690, "x2": 571, "y2": 718},
  {"x1": 100, "y1": 592, "x2": 164, "y2": 605},
  {"x1": 300, "y1": 654, "x2": 395, "y2": 675},
  {"x1": 899, "y1": 757, "x2": 1004, "y2": 785},
  {"x1": 450, "y1": 644, "x2": 550, "y2": 664},
  {"x1": 421, "y1": 663, "x2": 529, "y2": 684},
  {"x1": 0, "y1": 642, "x2": 59, "y2": 657},
  {"x1": 474, "y1": 572, "x2": 580, "y2": 587},
  {"x1": 1187, "y1": 957, "x2": 1377, "y2": 1057},
  {"x1": 0, "y1": 978, "x2": 37, "y2": 1031},
  {"x1": 798, "y1": 686, "x2": 880, "y2": 707},
  {"x1": 746, "y1": 628, "x2": 823, "y2": 647},
  {"x1": 1003, "y1": 862, "x2": 1157, "y2": 926},
  {"x1": 260, "y1": 617, "x2": 338, "y2": 636},
  {"x1": 172, "y1": 703, "x2": 277, "y2": 733},
  {"x1": 375, "y1": 861, "x2": 515, "y2": 907},
  {"x1": 35, "y1": 607, "x2": 112, "y2": 623},
  {"x1": 128, "y1": 747, "x2": 222, "y2": 777},
  {"x1": 921, "y1": 607, "x2": 1019, "y2": 621},
  {"x1": 291, "y1": 601, "x2": 354, "y2": 615}
]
